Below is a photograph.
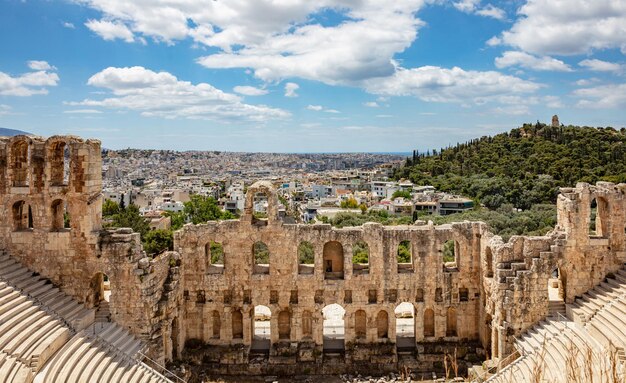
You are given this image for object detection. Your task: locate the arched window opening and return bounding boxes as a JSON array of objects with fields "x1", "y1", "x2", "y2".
[
  {"x1": 442, "y1": 239, "x2": 459, "y2": 271},
  {"x1": 446, "y1": 307, "x2": 457, "y2": 337},
  {"x1": 206, "y1": 241, "x2": 224, "y2": 274},
  {"x1": 590, "y1": 197, "x2": 608, "y2": 238},
  {"x1": 252, "y1": 192, "x2": 269, "y2": 226},
  {"x1": 485, "y1": 247, "x2": 494, "y2": 278},
  {"x1": 322, "y1": 304, "x2": 345, "y2": 352},
  {"x1": 355, "y1": 310, "x2": 367, "y2": 339},
  {"x1": 11, "y1": 141, "x2": 29, "y2": 187},
  {"x1": 251, "y1": 305, "x2": 271, "y2": 352},
  {"x1": 50, "y1": 141, "x2": 69, "y2": 186},
  {"x1": 232, "y1": 310, "x2": 243, "y2": 340},
  {"x1": 278, "y1": 310, "x2": 291, "y2": 340},
  {"x1": 302, "y1": 311, "x2": 313, "y2": 339},
  {"x1": 395, "y1": 302, "x2": 415, "y2": 351},
  {"x1": 423, "y1": 308, "x2": 435, "y2": 337},
  {"x1": 298, "y1": 241, "x2": 315, "y2": 275},
  {"x1": 352, "y1": 240, "x2": 369, "y2": 275},
  {"x1": 377, "y1": 310, "x2": 389, "y2": 339},
  {"x1": 51, "y1": 199, "x2": 69, "y2": 231},
  {"x1": 252, "y1": 241, "x2": 270, "y2": 274},
  {"x1": 90, "y1": 272, "x2": 111, "y2": 322},
  {"x1": 212, "y1": 310, "x2": 221, "y2": 339},
  {"x1": 323, "y1": 241, "x2": 344, "y2": 280},
  {"x1": 12, "y1": 200, "x2": 33, "y2": 231},
  {"x1": 397, "y1": 240, "x2": 413, "y2": 273}
]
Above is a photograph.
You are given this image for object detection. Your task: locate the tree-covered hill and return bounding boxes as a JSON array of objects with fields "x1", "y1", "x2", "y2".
[{"x1": 395, "y1": 123, "x2": 626, "y2": 210}]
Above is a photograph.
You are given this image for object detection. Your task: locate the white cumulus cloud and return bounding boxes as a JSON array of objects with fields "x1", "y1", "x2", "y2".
[
  {"x1": 362, "y1": 66, "x2": 540, "y2": 103},
  {"x1": 497, "y1": 0, "x2": 626, "y2": 55},
  {"x1": 495, "y1": 51, "x2": 572, "y2": 72},
  {"x1": 284, "y1": 82, "x2": 299, "y2": 98},
  {"x1": 306, "y1": 105, "x2": 323, "y2": 111},
  {"x1": 574, "y1": 83, "x2": 626, "y2": 108},
  {"x1": 68, "y1": 66, "x2": 289, "y2": 122},
  {"x1": 233, "y1": 86, "x2": 268, "y2": 96},
  {"x1": 454, "y1": 0, "x2": 506, "y2": 20},
  {"x1": 578, "y1": 59, "x2": 623, "y2": 73},
  {"x1": 85, "y1": 19, "x2": 135, "y2": 42},
  {"x1": 0, "y1": 61, "x2": 59, "y2": 96}
]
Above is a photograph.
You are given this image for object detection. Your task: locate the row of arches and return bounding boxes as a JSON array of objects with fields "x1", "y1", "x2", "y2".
[
  {"x1": 201, "y1": 239, "x2": 461, "y2": 277},
  {"x1": 194, "y1": 303, "x2": 459, "y2": 350},
  {"x1": 12, "y1": 199, "x2": 70, "y2": 231},
  {"x1": 8, "y1": 138, "x2": 70, "y2": 188}
]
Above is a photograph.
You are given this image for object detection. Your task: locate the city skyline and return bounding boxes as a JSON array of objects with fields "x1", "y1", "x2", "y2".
[{"x1": 0, "y1": 0, "x2": 625, "y2": 152}]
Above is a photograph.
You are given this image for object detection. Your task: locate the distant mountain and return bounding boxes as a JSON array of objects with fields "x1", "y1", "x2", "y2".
[{"x1": 0, "y1": 127, "x2": 32, "y2": 137}]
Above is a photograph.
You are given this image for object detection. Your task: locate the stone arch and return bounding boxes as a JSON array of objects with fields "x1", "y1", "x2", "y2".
[
  {"x1": 446, "y1": 307, "x2": 457, "y2": 337},
  {"x1": 51, "y1": 199, "x2": 69, "y2": 231},
  {"x1": 48, "y1": 140, "x2": 69, "y2": 186},
  {"x1": 397, "y1": 240, "x2": 413, "y2": 273},
  {"x1": 251, "y1": 305, "x2": 270, "y2": 351},
  {"x1": 302, "y1": 310, "x2": 313, "y2": 339},
  {"x1": 323, "y1": 241, "x2": 344, "y2": 279},
  {"x1": 395, "y1": 302, "x2": 415, "y2": 349},
  {"x1": 278, "y1": 309, "x2": 291, "y2": 340},
  {"x1": 232, "y1": 309, "x2": 243, "y2": 339},
  {"x1": 424, "y1": 308, "x2": 435, "y2": 337},
  {"x1": 352, "y1": 240, "x2": 369, "y2": 274},
  {"x1": 442, "y1": 239, "x2": 459, "y2": 271},
  {"x1": 590, "y1": 196, "x2": 609, "y2": 238},
  {"x1": 355, "y1": 309, "x2": 367, "y2": 339},
  {"x1": 88, "y1": 271, "x2": 112, "y2": 312},
  {"x1": 12, "y1": 200, "x2": 33, "y2": 231},
  {"x1": 243, "y1": 180, "x2": 280, "y2": 224},
  {"x1": 322, "y1": 303, "x2": 345, "y2": 352},
  {"x1": 10, "y1": 139, "x2": 29, "y2": 187},
  {"x1": 212, "y1": 310, "x2": 221, "y2": 339},
  {"x1": 252, "y1": 241, "x2": 270, "y2": 274},
  {"x1": 376, "y1": 310, "x2": 389, "y2": 339}
]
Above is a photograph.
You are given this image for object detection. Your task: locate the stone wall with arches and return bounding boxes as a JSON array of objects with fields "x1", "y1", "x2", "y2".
[{"x1": 173, "y1": 181, "x2": 487, "y2": 373}]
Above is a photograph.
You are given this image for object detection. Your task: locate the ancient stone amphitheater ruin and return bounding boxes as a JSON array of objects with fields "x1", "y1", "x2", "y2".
[{"x1": 0, "y1": 134, "x2": 624, "y2": 382}]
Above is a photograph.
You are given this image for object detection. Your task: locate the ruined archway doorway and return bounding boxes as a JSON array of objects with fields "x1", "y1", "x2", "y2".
[
  {"x1": 322, "y1": 304, "x2": 345, "y2": 353},
  {"x1": 548, "y1": 268, "x2": 565, "y2": 316},
  {"x1": 251, "y1": 305, "x2": 271, "y2": 354},
  {"x1": 395, "y1": 302, "x2": 415, "y2": 352},
  {"x1": 90, "y1": 272, "x2": 111, "y2": 322}
]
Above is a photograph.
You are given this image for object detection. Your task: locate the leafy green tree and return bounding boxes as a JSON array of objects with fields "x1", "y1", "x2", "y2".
[
  {"x1": 143, "y1": 229, "x2": 173, "y2": 255},
  {"x1": 102, "y1": 199, "x2": 120, "y2": 217},
  {"x1": 298, "y1": 241, "x2": 314, "y2": 264},
  {"x1": 340, "y1": 197, "x2": 359, "y2": 209},
  {"x1": 397, "y1": 240, "x2": 411, "y2": 263},
  {"x1": 109, "y1": 204, "x2": 150, "y2": 237},
  {"x1": 352, "y1": 241, "x2": 370, "y2": 264},
  {"x1": 183, "y1": 195, "x2": 228, "y2": 224},
  {"x1": 443, "y1": 240, "x2": 455, "y2": 263},
  {"x1": 391, "y1": 190, "x2": 412, "y2": 199},
  {"x1": 253, "y1": 241, "x2": 270, "y2": 264},
  {"x1": 165, "y1": 211, "x2": 186, "y2": 231},
  {"x1": 209, "y1": 241, "x2": 224, "y2": 264}
]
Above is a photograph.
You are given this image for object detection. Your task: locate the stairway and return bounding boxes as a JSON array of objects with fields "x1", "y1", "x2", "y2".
[
  {"x1": 95, "y1": 300, "x2": 111, "y2": 322},
  {"x1": 486, "y1": 265, "x2": 626, "y2": 383},
  {"x1": 0, "y1": 251, "x2": 176, "y2": 383}
]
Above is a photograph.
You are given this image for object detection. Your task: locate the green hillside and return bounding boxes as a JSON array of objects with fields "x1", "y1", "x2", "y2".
[{"x1": 395, "y1": 123, "x2": 626, "y2": 210}]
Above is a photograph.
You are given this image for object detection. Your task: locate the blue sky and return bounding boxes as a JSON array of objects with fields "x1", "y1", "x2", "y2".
[{"x1": 0, "y1": 0, "x2": 625, "y2": 152}]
